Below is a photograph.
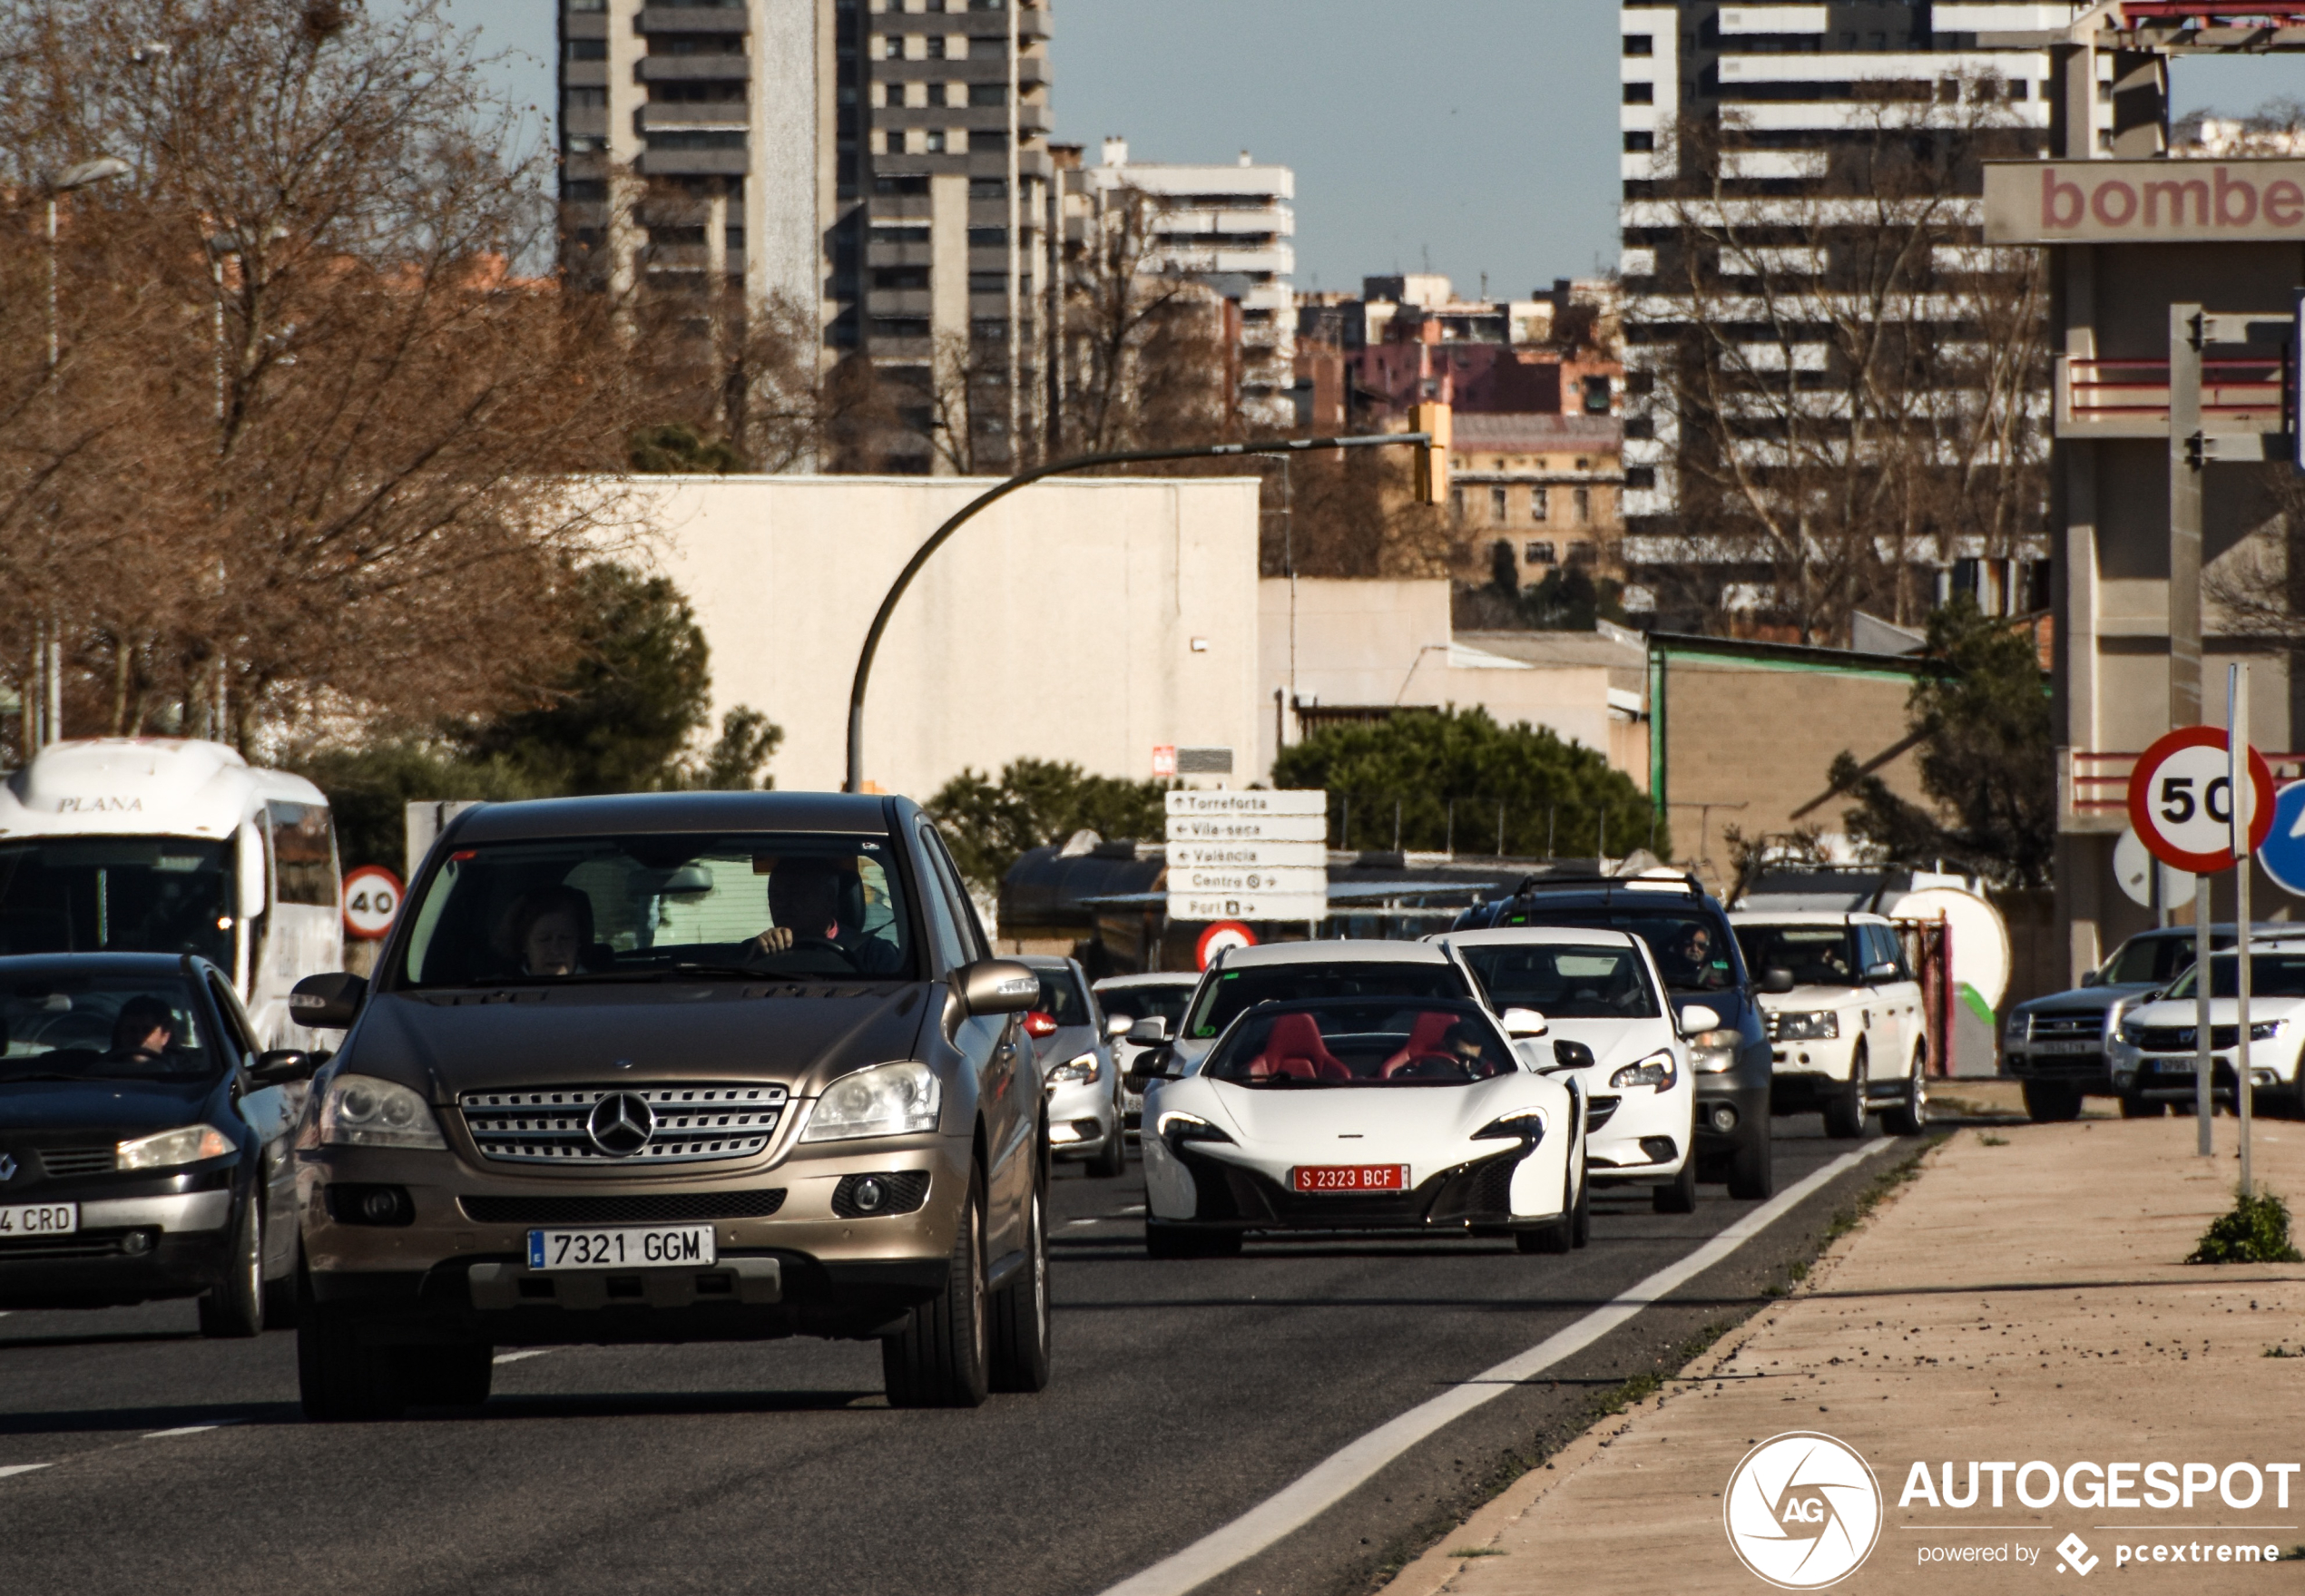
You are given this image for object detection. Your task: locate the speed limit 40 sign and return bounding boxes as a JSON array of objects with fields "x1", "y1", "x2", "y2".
[
  {"x1": 2125, "y1": 726, "x2": 2275, "y2": 874},
  {"x1": 341, "y1": 865, "x2": 405, "y2": 941}
]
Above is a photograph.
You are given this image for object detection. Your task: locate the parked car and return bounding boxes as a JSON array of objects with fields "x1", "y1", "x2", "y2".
[
  {"x1": 1019, "y1": 955, "x2": 1124, "y2": 1177},
  {"x1": 2002, "y1": 925, "x2": 2262, "y2": 1122},
  {"x1": 1134, "y1": 940, "x2": 1480, "y2": 1085},
  {"x1": 2106, "y1": 938, "x2": 2305, "y2": 1119},
  {"x1": 1437, "y1": 925, "x2": 1702, "y2": 1212},
  {"x1": 1093, "y1": 972, "x2": 1197, "y2": 1131},
  {"x1": 1728, "y1": 911, "x2": 1928, "y2": 1139},
  {"x1": 1450, "y1": 872, "x2": 1773, "y2": 1199},
  {"x1": 0, "y1": 953, "x2": 312, "y2": 1334},
  {"x1": 1138, "y1": 995, "x2": 1584, "y2": 1256},
  {"x1": 289, "y1": 791, "x2": 1052, "y2": 1419}
]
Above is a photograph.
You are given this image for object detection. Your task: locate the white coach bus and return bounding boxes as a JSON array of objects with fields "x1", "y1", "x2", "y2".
[{"x1": 0, "y1": 739, "x2": 343, "y2": 1046}]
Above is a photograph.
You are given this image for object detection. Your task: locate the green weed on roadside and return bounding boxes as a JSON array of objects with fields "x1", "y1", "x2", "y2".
[{"x1": 2188, "y1": 1190, "x2": 2305, "y2": 1265}]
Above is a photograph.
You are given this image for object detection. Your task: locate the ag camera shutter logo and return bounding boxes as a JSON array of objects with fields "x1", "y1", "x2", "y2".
[{"x1": 1723, "y1": 1432, "x2": 1883, "y2": 1589}]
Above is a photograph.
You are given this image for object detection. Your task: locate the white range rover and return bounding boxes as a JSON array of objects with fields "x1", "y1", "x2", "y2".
[{"x1": 1727, "y1": 911, "x2": 1928, "y2": 1138}]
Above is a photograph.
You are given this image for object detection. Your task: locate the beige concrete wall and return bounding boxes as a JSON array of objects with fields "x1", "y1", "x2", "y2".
[
  {"x1": 1662, "y1": 657, "x2": 1930, "y2": 886},
  {"x1": 1258, "y1": 578, "x2": 1633, "y2": 783},
  {"x1": 640, "y1": 475, "x2": 1264, "y2": 799}
]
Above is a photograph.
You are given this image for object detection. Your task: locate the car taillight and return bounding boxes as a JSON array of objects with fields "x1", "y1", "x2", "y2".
[{"x1": 1024, "y1": 1011, "x2": 1058, "y2": 1038}]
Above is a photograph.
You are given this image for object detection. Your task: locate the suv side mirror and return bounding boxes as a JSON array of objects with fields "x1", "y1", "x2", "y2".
[
  {"x1": 1127, "y1": 1015, "x2": 1172, "y2": 1046},
  {"x1": 1679, "y1": 1004, "x2": 1723, "y2": 1035},
  {"x1": 2079, "y1": 970, "x2": 2103, "y2": 987},
  {"x1": 956, "y1": 959, "x2": 1039, "y2": 1018},
  {"x1": 1865, "y1": 960, "x2": 1900, "y2": 983},
  {"x1": 250, "y1": 1049, "x2": 317, "y2": 1085},
  {"x1": 1760, "y1": 967, "x2": 1795, "y2": 994},
  {"x1": 1499, "y1": 1007, "x2": 1549, "y2": 1039},
  {"x1": 289, "y1": 972, "x2": 368, "y2": 1030}
]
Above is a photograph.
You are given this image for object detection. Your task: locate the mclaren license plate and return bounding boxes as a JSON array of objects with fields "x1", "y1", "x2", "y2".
[
  {"x1": 525, "y1": 1225, "x2": 716, "y2": 1271},
  {"x1": 1291, "y1": 1164, "x2": 1408, "y2": 1194},
  {"x1": 0, "y1": 1202, "x2": 76, "y2": 1237}
]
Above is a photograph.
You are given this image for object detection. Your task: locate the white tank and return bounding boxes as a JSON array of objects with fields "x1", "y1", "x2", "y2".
[{"x1": 0, "y1": 739, "x2": 343, "y2": 1047}]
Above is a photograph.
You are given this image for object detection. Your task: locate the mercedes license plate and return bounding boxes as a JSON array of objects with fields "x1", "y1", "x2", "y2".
[
  {"x1": 0, "y1": 1202, "x2": 77, "y2": 1237},
  {"x1": 525, "y1": 1225, "x2": 716, "y2": 1271},
  {"x1": 1291, "y1": 1164, "x2": 1408, "y2": 1194},
  {"x1": 2034, "y1": 1040, "x2": 2098, "y2": 1056}
]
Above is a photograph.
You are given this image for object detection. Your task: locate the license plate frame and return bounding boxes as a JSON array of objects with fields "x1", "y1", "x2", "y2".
[
  {"x1": 2033, "y1": 1040, "x2": 2099, "y2": 1056},
  {"x1": 1290, "y1": 1164, "x2": 1408, "y2": 1194},
  {"x1": 0, "y1": 1202, "x2": 78, "y2": 1238},
  {"x1": 525, "y1": 1225, "x2": 717, "y2": 1271}
]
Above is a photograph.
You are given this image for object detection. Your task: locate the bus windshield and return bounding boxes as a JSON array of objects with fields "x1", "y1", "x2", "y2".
[{"x1": 0, "y1": 838, "x2": 234, "y2": 965}]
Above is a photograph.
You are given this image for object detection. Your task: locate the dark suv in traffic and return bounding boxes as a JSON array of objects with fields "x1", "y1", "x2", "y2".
[
  {"x1": 289, "y1": 792, "x2": 1052, "y2": 1418},
  {"x1": 1449, "y1": 872, "x2": 1774, "y2": 1199}
]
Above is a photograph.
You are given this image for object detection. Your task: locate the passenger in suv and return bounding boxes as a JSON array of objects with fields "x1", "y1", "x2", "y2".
[
  {"x1": 1728, "y1": 911, "x2": 1928, "y2": 1138},
  {"x1": 1450, "y1": 871, "x2": 1773, "y2": 1199},
  {"x1": 288, "y1": 792, "x2": 1052, "y2": 1418}
]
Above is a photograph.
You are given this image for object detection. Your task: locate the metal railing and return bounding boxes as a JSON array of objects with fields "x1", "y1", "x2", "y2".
[
  {"x1": 2070, "y1": 748, "x2": 2305, "y2": 813},
  {"x1": 2064, "y1": 355, "x2": 2289, "y2": 427}
]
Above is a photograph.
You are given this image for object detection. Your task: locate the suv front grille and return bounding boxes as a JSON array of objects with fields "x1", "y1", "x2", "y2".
[
  {"x1": 2027, "y1": 1013, "x2": 2105, "y2": 1043},
  {"x1": 2135, "y1": 1026, "x2": 2239, "y2": 1053},
  {"x1": 457, "y1": 1083, "x2": 788, "y2": 1167},
  {"x1": 459, "y1": 1190, "x2": 788, "y2": 1224}
]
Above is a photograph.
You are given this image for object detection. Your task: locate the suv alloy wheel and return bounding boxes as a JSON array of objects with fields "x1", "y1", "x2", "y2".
[
  {"x1": 882, "y1": 1164, "x2": 991, "y2": 1408},
  {"x1": 1824, "y1": 1048, "x2": 1869, "y2": 1140},
  {"x1": 988, "y1": 1177, "x2": 1051, "y2": 1392},
  {"x1": 1882, "y1": 1049, "x2": 1927, "y2": 1136}
]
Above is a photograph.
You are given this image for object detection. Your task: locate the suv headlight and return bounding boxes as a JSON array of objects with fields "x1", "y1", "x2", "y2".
[
  {"x1": 1775, "y1": 1011, "x2": 1839, "y2": 1042},
  {"x1": 115, "y1": 1124, "x2": 234, "y2": 1170},
  {"x1": 1045, "y1": 1052, "x2": 1101, "y2": 1088},
  {"x1": 2251, "y1": 1020, "x2": 2285, "y2": 1042},
  {"x1": 2005, "y1": 1012, "x2": 2030, "y2": 1044},
  {"x1": 2117, "y1": 1019, "x2": 2145, "y2": 1046},
  {"x1": 1686, "y1": 1029, "x2": 1741, "y2": 1073},
  {"x1": 319, "y1": 1075, "x2": 446, "y2": 1150},
  {"x1": 801, "y1": 1062, "x2": 941, "y2": 1142},
  {"x1": 1610, "y1": 1050, "x2": 1679, "y2": 1091}
]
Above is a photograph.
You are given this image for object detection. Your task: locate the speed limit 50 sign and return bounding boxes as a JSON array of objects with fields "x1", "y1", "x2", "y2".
[{"x1": 2125, "y1": 726, "x2": 2275, "y2": 874}]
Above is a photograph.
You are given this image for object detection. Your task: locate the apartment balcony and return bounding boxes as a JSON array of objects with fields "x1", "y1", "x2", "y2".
[
  {"x1": 635, "y1": 148, "x2": 749, "y2": 176},
  {"x1": 639, "y1": 6, "x2": 748, "y2": 31},
  {"x1": 638, "y1": 102, "x2": 747, "y2": 128},
  {"x1": 638, "y1": 55, "x2": 749, "y2": 82}
]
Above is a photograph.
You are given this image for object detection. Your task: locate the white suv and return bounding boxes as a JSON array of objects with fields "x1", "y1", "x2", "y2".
[
  {"x1": 1437, "y1": 926, "x2": 1703, "y2": 1213},
  {"x1": 1728, "y1": 911, "x2": 1928, "y2": 1138}
]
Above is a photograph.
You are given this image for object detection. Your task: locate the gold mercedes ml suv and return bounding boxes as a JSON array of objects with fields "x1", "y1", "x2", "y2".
[{"x1": 289, "y1": 792, "x2": 1050, "y2": 1419}]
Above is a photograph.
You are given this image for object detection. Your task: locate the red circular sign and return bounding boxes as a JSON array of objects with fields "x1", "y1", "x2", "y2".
[
  {"x1": 1195, "y1": 920, "x2": 1257, "y2": 971},
  {"x1": 341, "y1": 865, "x2": 405, "y2": 941},
  {"x1": 2125, "y1": 726, "x2": 2275, "y2": 874}
]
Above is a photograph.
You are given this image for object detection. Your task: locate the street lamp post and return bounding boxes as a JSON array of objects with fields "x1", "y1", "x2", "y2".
[{"x1": 843, "y1": 427, "x2": 1445, "y2": 793}]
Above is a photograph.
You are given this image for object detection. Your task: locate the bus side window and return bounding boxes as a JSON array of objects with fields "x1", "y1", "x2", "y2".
[{"x1": 268, "y1": 803, "x2": 338, "y2": 908}]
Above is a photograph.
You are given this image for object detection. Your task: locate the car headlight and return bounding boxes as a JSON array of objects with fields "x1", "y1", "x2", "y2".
[
  {"x1": 1774, "y1": 1011, "x2": 1839, "y2": 1042},
  {"x1": 1686, "y1": 1028, "x2": 1741, "y2": 1073},
  {"x1": 319, "y1": 1075, "x2": 447, "y2": 1150},
  {"x1": 1610, "y1": 1050, "x2": 1679, "y2": 1091},
  {"x1": 1155, "y1": 1110, "x2": 1233, "y2": 1145},
  {"x1": 2117, "y1": 1020, "x2": 2145, "y2": 1046},
  {"x1": 801, "y1": 1062, "x2": 942, "y2": 1142},
  {"x1": 2251, "y1": 1021, "x2": 2285, "y2": 1043},
  {"x1": 1045, "y1": 1052, "x2": 1101, "y2": 1088},
  {"x1": 1473, "y1": 1109, "x2": 1546, "y2": 1142},
  {"x1": 2005, "y1": 1013, "x2": 2030, "y2": 1043},
  {"x1": 115, "y1": 1123, "x2": 235, "y2": 1170}
]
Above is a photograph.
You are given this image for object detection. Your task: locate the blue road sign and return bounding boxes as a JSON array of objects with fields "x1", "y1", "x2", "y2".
[{"x1": 2257, "y1": 780, "x2": 2305, "y2": 897}]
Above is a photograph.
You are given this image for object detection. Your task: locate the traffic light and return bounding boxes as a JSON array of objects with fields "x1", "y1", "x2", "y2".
[{"x1": 1411, "y1": 401, "x2": 1452, "y2": 506}]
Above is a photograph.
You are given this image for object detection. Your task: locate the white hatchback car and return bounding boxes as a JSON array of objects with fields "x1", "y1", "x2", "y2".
[
  {"x1": 2107, "y1": 939, "x2": 2305, "y2": 1116},
  {"x1": 1138, "y1": 994, "x2": 1584, "y2": 1257},
  {"x1": 1437, "y1": 926, "x2": 1702, "y2": 1213},
  {"x1": 1728, "y1": 911, "x2": 1929, "y2": 1139}
]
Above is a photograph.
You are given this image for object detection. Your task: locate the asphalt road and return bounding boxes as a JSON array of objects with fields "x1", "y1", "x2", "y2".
[{"x1": 0, "y1": 1119, "x2": 1908, "y2": 1596}]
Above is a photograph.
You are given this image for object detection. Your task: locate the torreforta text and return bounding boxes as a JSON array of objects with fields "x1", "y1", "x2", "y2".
[{"x1": 1985, "y1": 158, "x2": 2305, "y2": 245}]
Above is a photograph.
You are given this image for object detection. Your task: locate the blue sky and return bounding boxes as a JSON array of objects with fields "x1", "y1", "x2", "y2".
[{"x1": 442, "y1": 0, "x2": 2302, "y2": 294}]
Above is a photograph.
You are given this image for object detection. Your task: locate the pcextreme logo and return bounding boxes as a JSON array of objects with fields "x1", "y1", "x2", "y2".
[{"x1": 1723, "y1": 1432, "x2": 1884, "y2": 1590}]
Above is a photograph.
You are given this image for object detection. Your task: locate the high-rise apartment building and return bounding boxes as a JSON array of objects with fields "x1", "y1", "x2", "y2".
[
  {"x1": 558, "y1": 0, "x2": 1053, "y2": 470},
  {"x1": 1617, "y1": 2, "x2": 2068, "y2": 630}
]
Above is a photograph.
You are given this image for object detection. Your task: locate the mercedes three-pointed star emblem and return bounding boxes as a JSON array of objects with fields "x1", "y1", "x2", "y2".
[{"x1": 585, "y1": 1092, "x2": 655, "y2": 1157}]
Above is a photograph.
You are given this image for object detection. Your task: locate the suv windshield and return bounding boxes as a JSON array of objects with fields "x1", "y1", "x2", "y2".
[
  {"x1": 2104, "y1": 934, "x2": 2215, "y2": 986},
  {"x1": 1489, "y1": 906, "x2": 1741, "y2": 994},
  {"x1": 1458, "y1": 942, "x2": 1660, "y2": 1018},
  {"x1": 0, "y1": 971, "x2": 217, "y2": 1082},
  {"x1": 0, "y1": 838, "x2": 233, "y2": 965},
  {"x1": 1732, "y1": 924, "x2": 1861, "y2": 988},
  {"x1": 397, "y1": 833, "x2": 917, "y2": 986},
  {"x1": 1204, "y1": 999, "x2": 1518, "y2": 1086},
  {"x1": 2164, "y1": 950, "x2": 2305, "y2": 1000},
  {"x1": 1183, "y1": 962, "x2": 1470, "y2": 1041},
  {"x1": 1097, "y1": 983, "x2": 1192, "y2": 1027}
]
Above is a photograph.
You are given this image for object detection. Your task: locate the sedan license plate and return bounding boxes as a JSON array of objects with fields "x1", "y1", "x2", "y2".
[
  {"x1": 2033, "y1": 1040, "x2": 2098, "y2": 1056},
  {"x1": 525, "y1": 1225, "x2": 716, "y2": 1271},
  {"x1": 1291, "y1": 1164, "x2": 1408, "y2": 1194},
  {"x1": 0, "y1": 1203, "x2": 77, "y2": 1237}
]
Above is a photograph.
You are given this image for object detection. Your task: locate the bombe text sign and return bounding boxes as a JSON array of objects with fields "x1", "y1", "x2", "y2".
[
  {"x1": 1165, "y1": 790, "x2": 1328, "y2": 818},
  {"x1": 1986, "y1": 158, "x2": 2305, "y2": 245}
]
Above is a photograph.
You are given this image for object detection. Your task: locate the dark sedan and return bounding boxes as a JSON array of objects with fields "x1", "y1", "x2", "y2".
[{"x1": 0, "y1": 953, "x2": 312, "y2": 1334}]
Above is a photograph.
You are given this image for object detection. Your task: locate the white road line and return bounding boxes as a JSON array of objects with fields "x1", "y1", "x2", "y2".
[
  {"x1": 492, "y1": 1349, "x2": 554, "y2": 1366},
  {"x1": 0, "y1": 1464, "x2": 53, "y2": 1480},
  {"x1": 142, "y1": 1421, "x2": 243, "y2": 1440},
  {"x1": 1096, "y1": 1138, "x2": 1901, "y2": 1596}
]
